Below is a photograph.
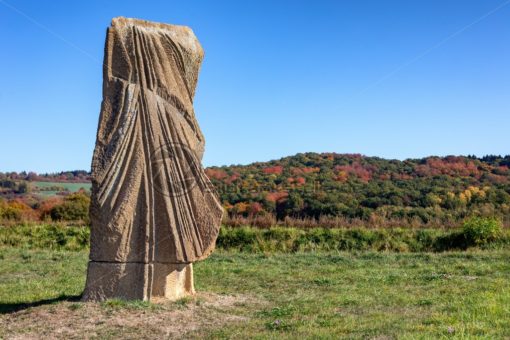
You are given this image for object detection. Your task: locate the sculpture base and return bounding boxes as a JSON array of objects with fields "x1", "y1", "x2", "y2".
[{"x1": 82, "y1": 262, "x2": 195, "y2": 302}]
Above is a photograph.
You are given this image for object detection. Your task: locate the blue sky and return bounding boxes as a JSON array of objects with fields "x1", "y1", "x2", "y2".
[{"x1": 0, "y1": 0, "x2": 509, "y2": 173}]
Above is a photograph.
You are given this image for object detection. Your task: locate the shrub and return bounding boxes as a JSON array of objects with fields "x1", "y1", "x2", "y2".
[
  {"x1": 50, "y1": 192, "x2": 90, "y2": 224},
  {"x1": 38, "y1": 197, "x2": 64, "y2": 220},
  {"x1": 0, "y1": 199, "x2": 37, "y2": 221},
  {"x1": 462, "y1": 217, "x2": 502, "y2": 246}
]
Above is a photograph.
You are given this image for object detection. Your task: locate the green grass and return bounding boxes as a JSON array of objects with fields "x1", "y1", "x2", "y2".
[
  {"x1": 195, "y1": 251, "x2": 510, "y2": 338},
  {"x1": 33, "y1": 181, "x2": 91, "y2": 197},
  {"x1": 0, "y1": 247, "x2": 87, "y2": 313},
  {"x1": 0, "y1": 246, "x2": 509, "y2": 338},
  {"x1": 2, "y1": 224, "x2": 509, "y2": 253},
  {"x1": 0, "y1": 224, "x2": 89, "y2": 251}
]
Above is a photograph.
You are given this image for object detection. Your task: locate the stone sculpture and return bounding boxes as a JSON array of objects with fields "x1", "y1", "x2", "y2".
[{"x1": 83, "y1": 17, "x2": 223, "y2": 301}]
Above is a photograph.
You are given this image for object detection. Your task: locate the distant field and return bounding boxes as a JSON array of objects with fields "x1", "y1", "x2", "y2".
[{"x1": 32, "y1": 181, "x2": 91, "y2": 197}]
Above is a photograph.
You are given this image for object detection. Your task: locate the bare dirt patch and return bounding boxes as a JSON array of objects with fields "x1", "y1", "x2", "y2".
[{"x1": 1, "y1": 293, "x2": 263, "y2": 339}]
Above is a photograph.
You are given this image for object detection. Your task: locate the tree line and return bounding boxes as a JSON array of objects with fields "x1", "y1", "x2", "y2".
[{"x1": 1, "y1": 153, "x2": 509, "y2": 227}]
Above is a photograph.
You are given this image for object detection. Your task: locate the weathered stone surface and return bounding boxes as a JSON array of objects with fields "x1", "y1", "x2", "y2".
[
  {"x1": 84, "y1": 262, "x2": 195, "y2": 301},
  {"x1": 83, "y1": 17, "x2": 223, "y2": 301}
]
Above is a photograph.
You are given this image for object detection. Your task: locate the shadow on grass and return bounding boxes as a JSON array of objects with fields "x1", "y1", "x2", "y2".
[{"x1": 0, "y1": 294, "x2": 82, "y2": 314}]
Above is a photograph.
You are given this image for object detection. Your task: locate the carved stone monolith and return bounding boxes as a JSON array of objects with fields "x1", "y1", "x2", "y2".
[{"x1": 83, "y1": 17, "x2": 223, "y2": 301}]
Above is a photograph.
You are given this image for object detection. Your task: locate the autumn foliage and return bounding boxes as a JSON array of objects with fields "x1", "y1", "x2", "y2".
[
  {"x1": 1, "y1": 153, "x2": 510, "y2": 228},
  {"x1": 205, "y1": 153, "x2": 510, "y2": 227},
  {"x1": 0, "y1": 191, "x2": 90, "y2": 224}
]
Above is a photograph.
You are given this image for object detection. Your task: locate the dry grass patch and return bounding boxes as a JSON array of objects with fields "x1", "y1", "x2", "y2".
[{"x1": 1, "y1": 293, "x2": 263, "y2": 339}]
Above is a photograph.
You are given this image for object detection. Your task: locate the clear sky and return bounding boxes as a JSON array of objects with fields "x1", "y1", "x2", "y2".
[{"x1": 0, "y1": 0, "x2": 509, "y2": 173}]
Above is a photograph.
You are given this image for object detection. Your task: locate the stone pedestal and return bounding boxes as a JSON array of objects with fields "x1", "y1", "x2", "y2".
[
  {"x1": 152, "y1": 263, "x2": 195, "y2": 300},
  {"x1": 83, "y1": 262, "x2": 194, "y2": 301}
]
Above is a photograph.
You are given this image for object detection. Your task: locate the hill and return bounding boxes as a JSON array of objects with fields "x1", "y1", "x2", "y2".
[
  {"x1": 1, "y1": 153, "x2": 509, "y2": 227},
  {"x1": 206, "y1": 153, "x2": 510, "y2": 227}
]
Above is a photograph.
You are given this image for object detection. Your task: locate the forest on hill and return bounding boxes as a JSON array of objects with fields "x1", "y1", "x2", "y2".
[
  {"x1": 206, "y1": 153, "x2": 510, "y2": 227},
  {"x1": 1, "y1": 153, "x2": 509, "y2": 227}
]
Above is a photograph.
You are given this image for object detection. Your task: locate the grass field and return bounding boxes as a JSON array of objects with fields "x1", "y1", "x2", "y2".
[
  {"x1": 1, "y1": 245, "x2": 509, "y2": 338},
  {"x1": 33, "y1": 181, "x2": 91, "y2": 197}
]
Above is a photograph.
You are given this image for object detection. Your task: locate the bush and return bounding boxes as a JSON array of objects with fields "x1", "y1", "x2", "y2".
[
  {"x1": 0, "y1": 199, "x2": 37, "y2": 221},
  {"x1": 462, "y1": 217, "x2": 502, "y2": 246},
  {"x1": 50, "y1": 192, "x2": 90, "y2": 224}
]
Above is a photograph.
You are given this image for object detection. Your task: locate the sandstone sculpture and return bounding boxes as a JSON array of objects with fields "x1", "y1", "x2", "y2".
[{"x1": 83, "y1": 17, "x2": 223, "y2": 301}]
